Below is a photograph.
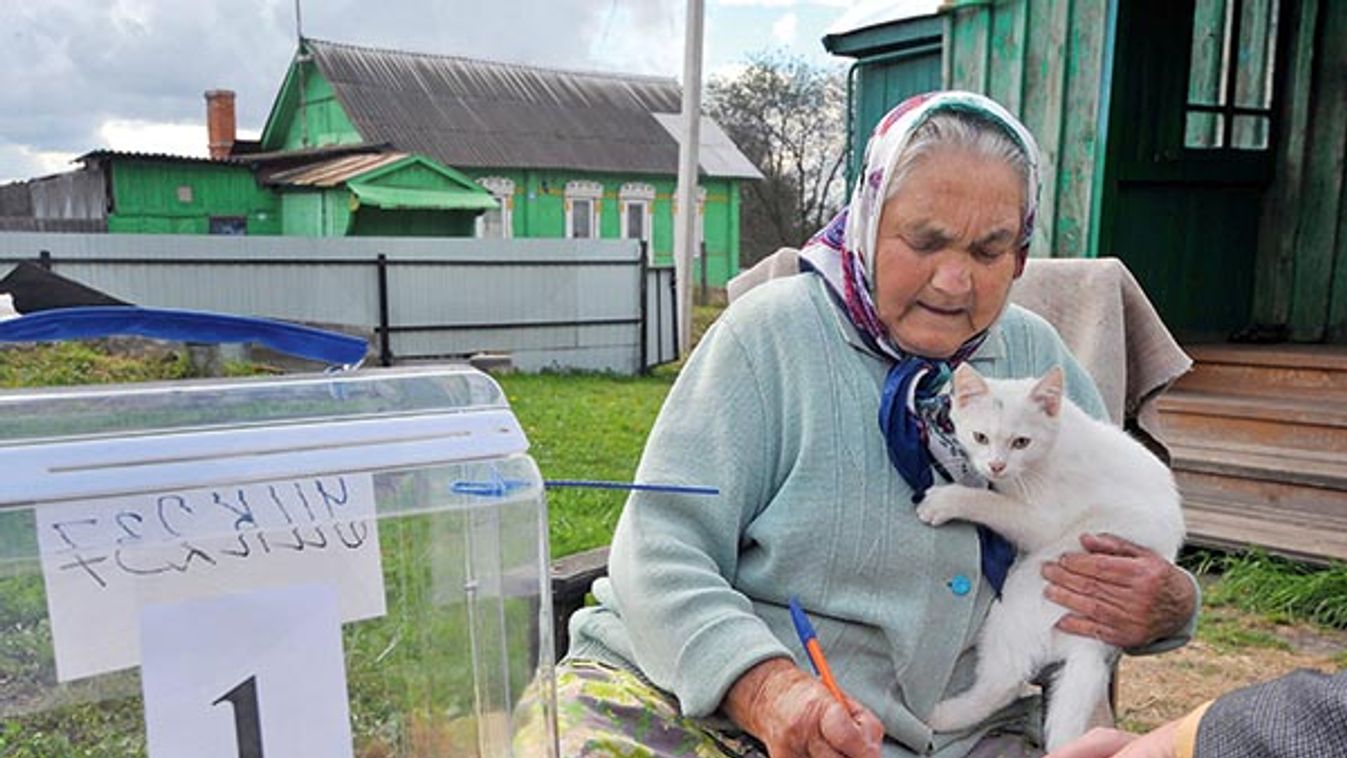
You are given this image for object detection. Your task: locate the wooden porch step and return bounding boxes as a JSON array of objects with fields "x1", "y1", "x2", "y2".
[
  {"x1": 1171, "y1": 439, "x2": 1347, "y2": 564},
  {"x1": 1170, "y1": 440, "x2": 1347, "y2": 492},
  {"x1": 1156, "y1": 390, "x2": 1347, "y2": 454},
  {"x1": 1176, "y1": 344, "x2": 1347, "y2": 400},
  {"x1": 1182, "y1": 490, "x2": 1347, "y2": 566}
]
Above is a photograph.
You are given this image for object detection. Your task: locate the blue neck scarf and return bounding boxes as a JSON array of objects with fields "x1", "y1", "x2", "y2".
[{"x1": 877, "y1": 357, "x2": 1017, "y2": 595}]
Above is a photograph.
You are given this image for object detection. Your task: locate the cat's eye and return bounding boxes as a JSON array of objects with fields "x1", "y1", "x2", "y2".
[
  {"x1": 972, "y1": 432, "x2": 989, "y2": 445},
  {"x1": 1011, "y1": 436, "x2": 1032, "y2": 449}
]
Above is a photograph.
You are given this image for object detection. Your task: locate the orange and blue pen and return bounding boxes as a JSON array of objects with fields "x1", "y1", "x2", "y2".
[{"x1": 788, "y1": 595, "x2": 848, "y2": 706}]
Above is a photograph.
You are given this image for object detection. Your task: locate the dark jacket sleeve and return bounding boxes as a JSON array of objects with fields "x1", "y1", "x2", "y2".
[{"x1": 1195, "y1": 669, "x2": 1347, "y2": 757}]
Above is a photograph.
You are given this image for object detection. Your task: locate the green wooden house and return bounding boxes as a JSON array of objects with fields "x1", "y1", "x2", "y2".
[
  {"x1": 824, "y1": 0, "x2": 1347, "y2": 344},
  {"x1": 3, "y1": 146, "x2": 495, "y2": 238},
  {"x1": 250, "y1": 38, "x2": 761, "y2": 287}
]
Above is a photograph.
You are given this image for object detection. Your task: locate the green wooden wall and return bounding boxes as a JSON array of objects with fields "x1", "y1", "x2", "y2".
[
  {"x1": 1252, "y1": 0, "x2": 1347, "y2": 342},
  {"x1": 945, "y1": 0, "x2": 1114, "y2": 261},
  {"x1": 281, "y1": 189, "x2": 350, "y2": 236},
  {"x1": 837, "y1": 0, "x2": 1346, "y2": 342},
  {"x1": 106, "y1": 160, "x2": 281, "y2": 235},
  {"x1": 352, "y1": 208, "x2": 475, "y2": 236},
  {"x1": 473, "y1": 169, "x2": 741, "y2": 287},
  {"x1": 261, "y1": 57, "x2": 363, "y2": 151},
  {"x1": 835, "y1": 16, "x2": 944, "y2": 190},
  {"x1": 1099, "y1": 0, "x2": 1280, "y2": 340}
]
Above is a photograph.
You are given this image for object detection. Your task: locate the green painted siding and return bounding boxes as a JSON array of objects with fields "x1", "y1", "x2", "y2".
[
  {"x1": 833, "y1": 16, "x2": 943, "y2": 191},
  {"x1": 265, "y1": 57, "x2": 363, "y2": 151},
  {"x1": 834, "y1": 0, "x2": 1347, "y2": 341},
  {"x1": 352, "y1": 208, "x2": 475, "y2": 236},
  {"x1": 946, "y1": 0, "x2": 1114, "y2": 261},
  {"x1": 471, "y1": 169, "x2": 742, "y2": 287},
  {"x1": 833, "y1": 3, "x2": 1112, "y2": 261},
  {"x1": 281, "y1": 190, "x2": 351, "y2": 236},
  {"x1": 1100, "y1": 0, "x2": 1278, "y2": 340},
  {"x1": 106, "y1": 160, "x2": 280, "y2": 235},
  {"x1": 1254, "y1": 0, "x2": 1347, "y2": 342}
]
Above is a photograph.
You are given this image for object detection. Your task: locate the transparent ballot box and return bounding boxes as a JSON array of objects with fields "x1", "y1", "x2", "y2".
[{"x1": 0, "y1": 367, "x2": 559, "y2": 758}]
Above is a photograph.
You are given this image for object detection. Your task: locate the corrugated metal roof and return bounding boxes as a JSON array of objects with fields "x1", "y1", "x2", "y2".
[
  {"x1": 233, "y1": 141, "x2": 387, "y2": 165},
  {"x1": 650, "y1": 115, "x2": 763, "y2": 180},
  {"x1": 306, "y1": 39, "x2": 762, "y2": 180},
  {"x1": 264, "y1": 152, "x2": 411, "y2": 187},
  {"x1": 77, "y1": 150, "x2": 223, "y2": 167}
]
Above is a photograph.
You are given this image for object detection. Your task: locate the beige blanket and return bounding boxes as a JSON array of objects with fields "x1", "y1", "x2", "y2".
[{"x1": 728, "y1": 249, "x2": 1191, "y2": 447}]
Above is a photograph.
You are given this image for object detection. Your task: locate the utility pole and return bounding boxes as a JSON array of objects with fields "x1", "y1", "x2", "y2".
[{"x1": 673, "y1": 0, "x2": 704, "y2": 356}]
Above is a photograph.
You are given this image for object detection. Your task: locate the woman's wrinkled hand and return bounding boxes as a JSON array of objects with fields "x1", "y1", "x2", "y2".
[
  {"x1": 722, "y1": 657, "x2": 884, "y2": 757},
  {"x1": 1041, "y1": 533, "x2": 1195, "y2": 649}
]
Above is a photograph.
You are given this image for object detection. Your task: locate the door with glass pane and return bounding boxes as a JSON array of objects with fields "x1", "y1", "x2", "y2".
[{"x1": 1100, "y1": 0, "x2": 1285, "y2": 340}]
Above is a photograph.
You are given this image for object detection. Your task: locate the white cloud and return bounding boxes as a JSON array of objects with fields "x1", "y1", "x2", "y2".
[
  {"x1": 0, "y1": 0, "x2": 841, "y2": 178},
  {"x1": 587, "y1": 2, "x2": 682, "y2": 76},
  {"x1": 772, "y1": 12, "x2": 799, "y2": 45},
  {"x1": 0, "y1": 143, "x2": 80, "y2": 184},
  {"x1": 708, "y1": 61, "x2": 749, "y2": 83},
  {"x1": 96, "y1": 120, "x2": 261, "y2": 157}
]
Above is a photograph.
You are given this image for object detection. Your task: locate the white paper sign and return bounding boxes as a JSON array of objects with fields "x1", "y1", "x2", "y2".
[
  {"x1": 140, "y1": 584, "x2": 355, "y2": 758},
  {"x1": 36, "y1": 473, "x2": 385, "y2": 682}
]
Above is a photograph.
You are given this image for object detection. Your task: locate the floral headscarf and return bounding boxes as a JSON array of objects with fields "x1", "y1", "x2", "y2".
[{"x1": 800, "y1": 91, "x2": 1041, "y2": 595}]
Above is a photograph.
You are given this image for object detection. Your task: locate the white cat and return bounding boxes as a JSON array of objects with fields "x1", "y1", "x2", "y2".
[{"x1": 915, "y1": 364, "x2": 1185, "y2": 750}]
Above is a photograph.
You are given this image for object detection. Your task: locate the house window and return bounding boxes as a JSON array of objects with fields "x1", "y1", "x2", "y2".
[
  {"x1": 1184, "y1": 0, "x2": 1279, "y2": 150},
  {"x1": 619, "y1": 182, "x2": 655, "y2": 250},
  {"x1": 474, "y1": 176, "x2": 514, "y2": 239},
  {"x1": 565, "y1": 180, "x2": 603, "y2": 239},
  {"x1": 209, "y1": 216, "x2": 247, "y2": 235}
]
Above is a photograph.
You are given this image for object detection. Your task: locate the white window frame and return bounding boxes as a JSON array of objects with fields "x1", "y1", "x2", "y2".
[
  {"x1": 474, "y1": 176, "x2": 515, "y2": 239},
  {"x1": 565, "y1": 180, "x2": 604, "y2": 239},
  {"x1": 619, "y1": 182, "x2": 655, "y2": 252}
]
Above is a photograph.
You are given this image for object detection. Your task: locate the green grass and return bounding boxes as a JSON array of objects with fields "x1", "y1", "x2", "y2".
[
  {"x1": 1194, "y1": 611, "x2": 1292, "y2": 653},
  {"x1": 1185, "y1": 549, "x2": 1347, "y2": 630},
  {"x1": 496, "y1": 371, "x2": 675, "y2": 557},
  {"x1": 0, "y1": 342, "x2": 192, "y2": 387}
]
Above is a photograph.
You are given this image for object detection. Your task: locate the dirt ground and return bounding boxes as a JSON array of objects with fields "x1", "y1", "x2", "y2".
[{"x1": 1115, "y1": 604, "x2": 1347, "y2": 732}]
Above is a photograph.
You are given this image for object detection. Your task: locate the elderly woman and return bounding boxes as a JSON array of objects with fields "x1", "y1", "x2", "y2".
[{"x1": 559, "y1": 92, "x2": 1197, "y2": 757}]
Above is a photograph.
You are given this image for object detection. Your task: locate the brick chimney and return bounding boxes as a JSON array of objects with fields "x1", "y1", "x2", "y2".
[{"x1": 205, "y1": 89, "x2": 236, "y2": 160}]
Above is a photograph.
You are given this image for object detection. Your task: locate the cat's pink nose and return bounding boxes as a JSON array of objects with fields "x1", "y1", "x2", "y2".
[{"x1": 989, "y1": 461, "x2": 1006, "y2": 474}]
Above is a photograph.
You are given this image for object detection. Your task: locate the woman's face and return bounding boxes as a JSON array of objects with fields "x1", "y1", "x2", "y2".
[{"x1": 872, "y1": 147, "x2": 1023, "y2": 358}]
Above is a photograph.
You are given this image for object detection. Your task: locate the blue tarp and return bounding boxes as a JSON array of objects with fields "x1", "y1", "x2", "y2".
[{"x1": 0, "y1": 306, "x2": 368, "y2": 368}]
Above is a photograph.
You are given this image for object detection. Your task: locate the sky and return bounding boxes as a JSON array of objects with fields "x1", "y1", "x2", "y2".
[{"x1": 0, "y1": 0, "x2": 858, "y2": 184}]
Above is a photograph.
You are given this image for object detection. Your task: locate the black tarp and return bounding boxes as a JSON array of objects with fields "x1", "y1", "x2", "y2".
[{"x1": 0, "y1": 262, "x2": 128, "y2": 314}]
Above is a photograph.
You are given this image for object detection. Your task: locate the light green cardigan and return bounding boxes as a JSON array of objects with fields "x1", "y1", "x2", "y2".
[{"x1": 568, "y1": 274, "x2": 1186, "y2": 757}]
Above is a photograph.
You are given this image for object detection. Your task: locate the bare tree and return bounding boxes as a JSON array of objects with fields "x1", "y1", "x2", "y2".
[{"x1": 706, "y1": 51, "x2": 848, "y2": 267}]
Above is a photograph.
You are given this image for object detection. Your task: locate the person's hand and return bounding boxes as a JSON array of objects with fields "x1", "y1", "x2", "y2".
[
  {"x1": 1043, "y1": 727, "x2": 1136, "y2": 757},
  {"x1": 722, "y1": 657, "x2": 884, "y2": 757},
  {"x1": 1044, "y1": 720, "x2": 1179, "y2": 758},
  {"x1": 1041, "y1": 533, "x2": 1195, "y2": 649}
]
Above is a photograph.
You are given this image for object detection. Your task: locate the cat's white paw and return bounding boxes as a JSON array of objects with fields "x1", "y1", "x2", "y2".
[{"x1": 915, "y1": 487, "x2": 961, "y2": 526}]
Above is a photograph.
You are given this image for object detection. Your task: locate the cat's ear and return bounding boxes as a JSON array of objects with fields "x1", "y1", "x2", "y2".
[
  {"x1": 952, "y1": 364, "x2": 989, "y2": 408},
  {"x1": 1031, "y1": 366, "x2": 1065, "y2": 417}
]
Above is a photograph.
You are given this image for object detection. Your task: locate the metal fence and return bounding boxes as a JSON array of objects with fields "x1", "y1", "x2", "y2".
[{"x1": 0, "y1": 233, "x2": 679, "y2": 373}]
